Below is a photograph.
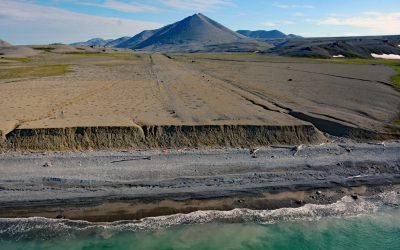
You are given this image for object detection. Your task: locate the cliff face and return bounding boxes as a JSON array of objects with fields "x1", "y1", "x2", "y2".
[{"x1": 2, "y1": 125, "x2": 325, "y2": 152}]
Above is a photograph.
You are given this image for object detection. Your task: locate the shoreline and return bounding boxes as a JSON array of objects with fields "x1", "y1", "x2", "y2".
[
  {"x1": 0, "y1": 141, "x2": 399, "y2": 222},
  {"x1": 1, "y1": 185, "x2": 399, "y2": 222}
]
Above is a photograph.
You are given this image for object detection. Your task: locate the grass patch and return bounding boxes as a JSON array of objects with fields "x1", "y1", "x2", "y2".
[
  {"x1": 2, "y1": 57, "x2": 32, "y2": 63},
  {"x1": 33, "y1": 47, "x2": 55, "y2": 52},
  {"x1": 0, "y1": 64, "x2": 71, "y2": 79},
  {"x1": 393, "y1": 119, "x2": 400, "y2": 126},
  {"x1": 322, "y1": 58, "x2": 400, "y2": 91},
  {"x1": 194, "y1": 52, "x2": 257, "y2": 57},
  {"x1": 63, "y1": 51, "x2": 140, "y2": 60}
]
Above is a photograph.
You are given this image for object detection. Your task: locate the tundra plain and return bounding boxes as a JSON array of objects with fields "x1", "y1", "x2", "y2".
[{"x1": 0, "y1": 47, "x2": 399, "y2": 151}]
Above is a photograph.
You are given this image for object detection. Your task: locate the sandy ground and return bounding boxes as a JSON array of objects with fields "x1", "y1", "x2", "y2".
[
  {"x1": 0, "y1": 141, "x2": 399, "y2": 221},
  {"x1": 0, "y1": 49, "x2": 399, "y2": 144}
]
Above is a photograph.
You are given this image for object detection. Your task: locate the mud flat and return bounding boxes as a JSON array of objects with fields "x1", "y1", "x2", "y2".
[{"x1": 0, "y1": 141, "x2": 399, "y2": 221}]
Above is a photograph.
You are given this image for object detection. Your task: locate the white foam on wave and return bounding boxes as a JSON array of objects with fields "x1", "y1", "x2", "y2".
[
  {"x1": 3, "y1": 192, "x2": 396, "y2": 241},
  {"x1": 371, "y1": 53, "x2": 400, "y2": 59}
]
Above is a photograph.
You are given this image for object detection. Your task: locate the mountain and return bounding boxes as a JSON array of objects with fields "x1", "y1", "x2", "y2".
[
  {"x1": 71, "y1": 38, "x2": 113, "y2": 47},
  {"x1": 115, "y1": 30, "x2": 159, "y2": 48},
  {"x1": 237, "y1": 30, "x2": 302, "y2": 39},
  {"x1": 0, "y1": 39, "x2": 12, "y2": 47},
  {"x1": 121, "y1": 13, "x2": 271, "y2": 52},
  {"x1": 70, "y1": 14, "x2": 273, "y2": 52},
  {"x1": 104, "y1": 36, "x2": 131, "y2": 47}
]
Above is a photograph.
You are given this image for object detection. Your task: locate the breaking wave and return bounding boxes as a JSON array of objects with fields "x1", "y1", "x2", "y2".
[{"x1": 1, "y1": 192, "x2": 399, "y2": 241}]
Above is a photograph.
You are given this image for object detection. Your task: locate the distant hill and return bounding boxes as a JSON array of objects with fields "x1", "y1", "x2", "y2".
[
  {"x1": 237, "y1": 30, "x2": 302, "y2": 40},
  {"x1": 0, "y1": 39, "x2": 12, "y2": 47},
  {"x1": 268, "y1": 35, "x2": 400, "y2": 58},
  {"x1": 114, "y1": 30, "x2": 159, "y2": 48},
  {"x1": 71, "y1": 38, "x2": 113, "y2": 47},
  {"x1": 104, "y1": 37, "x2": 130, "y2": 47}
]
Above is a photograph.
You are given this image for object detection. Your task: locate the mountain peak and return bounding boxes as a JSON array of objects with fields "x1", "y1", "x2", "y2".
[
  {"x1": 193, "y1": 13, "x2": 205, "y2": 17},
  {"x1": 131, "y1": 13, "x2": 252, "y2": 51}
]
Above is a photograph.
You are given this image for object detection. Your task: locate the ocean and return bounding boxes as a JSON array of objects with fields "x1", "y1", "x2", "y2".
[{"x1": 1, "y1": 192, "x2": 399, "y2": 250}]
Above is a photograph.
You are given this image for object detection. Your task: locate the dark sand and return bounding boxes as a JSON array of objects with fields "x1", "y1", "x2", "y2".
[{"x1": 1, "y1": 141, "x2": 399, "y2": 222}]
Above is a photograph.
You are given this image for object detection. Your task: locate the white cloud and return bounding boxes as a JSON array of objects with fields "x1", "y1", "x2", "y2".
[
  {"x1": 262, "y1": 20, "x2": 295, "y2": 28},
  {"x1": 79, "y1": 0, "x2": 161, "y2": 13},
  {"x1": 262, "y1": 22, "x2": 277, "y2": 27},
  {"x1": 159, "y1": 0, "x2": 234, "y2": 11},
  {"x1": 273, "y1": 3, "x2": 314, "y2": 9},
  {"x1": 291, "y1": 12, "x2": 305, "y2": 17},
  {"x1": 319, "y1": 12, "x2": 400, "y2": 35},
  {"x1": 0, "y1": 0, "x2": 163, "y2": 44}
]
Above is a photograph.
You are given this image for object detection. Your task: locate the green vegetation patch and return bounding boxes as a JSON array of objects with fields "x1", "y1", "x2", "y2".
[
  {"x1": 2, "y1": 57, "x2": 32, "y2": 63},
  {"x1": 63, "y1": 51, "x2": 141, "y2": 60},
  {"x1": 0, "y1": 64, "x2": 71, "y2": 79},
  {"x1": 33, "y1": 47, "x2": 55, "y2": 52}
]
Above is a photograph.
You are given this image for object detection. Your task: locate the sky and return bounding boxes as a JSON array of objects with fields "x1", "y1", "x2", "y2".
[{"x1": 1, "y1": 0, "x2": 400, "y2": 45}]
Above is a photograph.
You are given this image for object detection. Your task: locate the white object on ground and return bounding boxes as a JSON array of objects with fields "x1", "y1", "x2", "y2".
[
  {"x1": 332, "y1": 55, "x2": 345, "y2": 58},
  {"x1": 371, "y1": 53, "x2": 400, "y2": 59}
]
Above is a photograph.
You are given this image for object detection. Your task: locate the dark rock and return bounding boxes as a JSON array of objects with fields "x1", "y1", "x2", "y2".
[
  {"x1": 351, "y1": 194, "x2": 359, "y2": 200},
  {"x1": 42, "y1": 162, "x2": 52, "y2": 168}
]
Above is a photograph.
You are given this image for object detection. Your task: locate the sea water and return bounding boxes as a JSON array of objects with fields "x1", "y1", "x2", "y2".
[{"x1": 1, "y1": 192, "x2": 400, "y2": 250}]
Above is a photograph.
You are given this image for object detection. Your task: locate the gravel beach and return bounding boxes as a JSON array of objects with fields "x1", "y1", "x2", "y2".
[{"x1": 1, "y1": 141, "x2": 399, "y2": 221}]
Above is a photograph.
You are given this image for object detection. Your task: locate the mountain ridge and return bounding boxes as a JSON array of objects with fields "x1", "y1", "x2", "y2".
[
  {"x1": 237, "y1": 30, "x2": 302, "y2": 39},
  {"x1": 71, "y1": 38, "x2": 113, "y2": 47}
]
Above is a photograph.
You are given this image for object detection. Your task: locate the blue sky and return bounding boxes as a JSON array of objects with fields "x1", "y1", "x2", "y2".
[{"x1": 1, "y1": 0, "x2": 400, "y2": 44}]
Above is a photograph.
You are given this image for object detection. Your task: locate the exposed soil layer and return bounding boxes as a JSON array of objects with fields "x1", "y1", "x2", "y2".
[{"x1": 4, "y1": 125, "x2": 323, "y2": 151}]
